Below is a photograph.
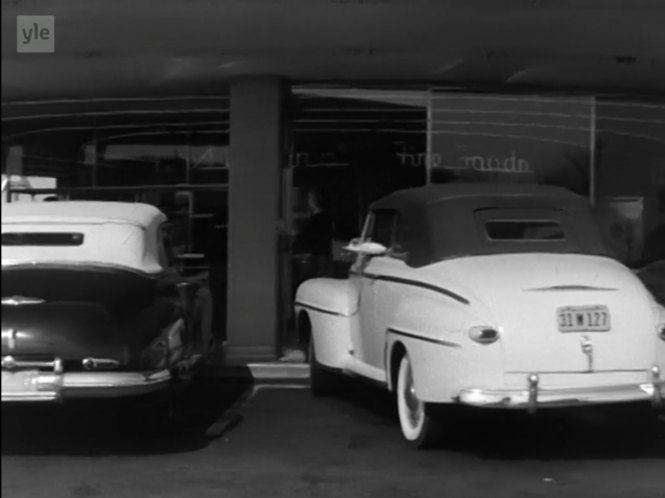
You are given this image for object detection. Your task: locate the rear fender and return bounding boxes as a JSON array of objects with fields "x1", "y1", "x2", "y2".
[
  {"x1": 386, "y1": 295, "x2": 504, "y2": 402},
  {"x1": 295, "y1": 278, "x2": 359, "y2": 317},
  {"x1": 295, "y1": 278, "x2": 358, "y2": 369}
]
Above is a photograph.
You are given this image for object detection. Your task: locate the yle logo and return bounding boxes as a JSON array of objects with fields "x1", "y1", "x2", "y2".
[{"x1": 580, "y1": 335, "x2": 594, "y2": 372}]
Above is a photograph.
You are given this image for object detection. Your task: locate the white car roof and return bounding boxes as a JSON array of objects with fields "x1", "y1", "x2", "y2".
[
  {"x1": 2, "y1": 201, "x2": 167, "y2": 228},
  {"x1": 2, "y1": 201, "x2": 167, "y2": 275}
]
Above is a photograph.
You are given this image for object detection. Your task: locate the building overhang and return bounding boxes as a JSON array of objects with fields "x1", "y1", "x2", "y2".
[{"x1": 2, "y1": 0, "x2": 664, "y2": 102}]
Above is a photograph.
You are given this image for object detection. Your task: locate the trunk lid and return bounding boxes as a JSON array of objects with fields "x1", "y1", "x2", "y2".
[
  {"x1": 1, "y1": 265, "x2": 159, "y2": 362},
  {"x1": 429, "y1": 254, "x2": 656, "y2": 374}
]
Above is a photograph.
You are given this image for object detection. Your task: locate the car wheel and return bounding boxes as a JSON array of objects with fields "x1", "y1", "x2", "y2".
[
  {"x1": 309, "y1": 338, "x2": 338, "y2": 397},
  {"x1": 396, "y1": 354, "x2": 441, "y2": 448}
]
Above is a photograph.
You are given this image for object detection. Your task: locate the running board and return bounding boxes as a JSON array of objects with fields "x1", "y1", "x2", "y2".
[{"x1": 341, "y1": 355, "x2": 387, "y2": 384}]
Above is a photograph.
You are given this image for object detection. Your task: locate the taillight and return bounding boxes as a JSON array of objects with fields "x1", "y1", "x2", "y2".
[
  {"x1": 469, "y1": 326, "x2": 500, "y2": 344},
  {"x1": 658, "y1": 324, "x2": 665, "y2": 342},
  {"x1": 82, "y1": 357, "x2": 121, "y2": 371}
]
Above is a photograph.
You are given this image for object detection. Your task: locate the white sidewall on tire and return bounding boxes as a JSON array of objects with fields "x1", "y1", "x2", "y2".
[{"x1": 396, "y1": 354, "x2": 426, "y2": 442}]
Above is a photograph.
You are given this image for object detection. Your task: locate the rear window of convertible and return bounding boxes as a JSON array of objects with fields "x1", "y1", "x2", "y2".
[
  {"x1": 484, "y1": 220, "x2": 566, "y2": 241},
  {"x1": 1, "y1": 232, "x2": 85, "y2": 246}
]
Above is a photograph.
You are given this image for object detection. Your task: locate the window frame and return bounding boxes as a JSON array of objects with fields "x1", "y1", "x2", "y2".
[
  {"x1": 363, "y1": 208, "x2": 401, "y2": 255},
  {"x1": 483, "y1": 219, "x2": 567, "y2": 242}
]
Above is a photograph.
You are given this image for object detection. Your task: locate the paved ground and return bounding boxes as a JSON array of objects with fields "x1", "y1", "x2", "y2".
[{"x1": 2, "y1": 376, "x2": 665, "y2": 498}]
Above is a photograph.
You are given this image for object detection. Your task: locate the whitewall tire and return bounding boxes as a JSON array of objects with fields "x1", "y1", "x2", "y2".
[{"x1": 396, "y1": 354, "x2": 441, "y2": 448}]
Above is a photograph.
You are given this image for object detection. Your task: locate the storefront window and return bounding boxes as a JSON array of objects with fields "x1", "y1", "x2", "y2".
[
  {"x1": 595, "y1": 97, "x2": 665, "y2": 268},
  {"x1": 282, "y1": 88, "x2": 429, "y2": 344},
  {"x1": 428, "y1": 92, "x2": 594, "y2": 195},
  {"x1": 287, "y1": 88, "x2": 664, "y2": 273},
  {"x1": 290, "y1": 88, "x2": 428, "y2": 245}
]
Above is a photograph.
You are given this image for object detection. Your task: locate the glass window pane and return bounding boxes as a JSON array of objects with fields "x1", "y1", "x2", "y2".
[{"x1": 484, "y1": 221, "x2": 565, "y2": 241}]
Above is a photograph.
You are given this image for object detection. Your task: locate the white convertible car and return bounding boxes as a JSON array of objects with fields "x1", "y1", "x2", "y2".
[{"x1": 295, "y1": 183, "x2": 665, "y2": 447}]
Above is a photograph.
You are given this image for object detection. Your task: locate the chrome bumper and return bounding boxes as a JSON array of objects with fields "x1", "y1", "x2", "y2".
[
  {"x1": 458, "y1": 366, "x2": 664, "y2": 412},
  {"x1": 1, "y1": 356, "x2": 171, "y2": 403}
]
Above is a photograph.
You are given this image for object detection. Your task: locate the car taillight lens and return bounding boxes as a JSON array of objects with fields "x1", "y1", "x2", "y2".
[
  {"x1": 81, "y1": 357, "x2": 121, "y2": 371},
  {"x1": 658, "y1": 324, "x2": 665, "y2": 342},
  {"x1": 141, "y1": 337, "x2": 169, "y2": 370},
  {"x1": 469, "y1": 326, "x2": 500, "y2": 344}
]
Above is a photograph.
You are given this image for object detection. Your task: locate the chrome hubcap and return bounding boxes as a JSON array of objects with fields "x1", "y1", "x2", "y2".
[{"x1": 402, "y1": 363, "x2": 423, "y2": 428}]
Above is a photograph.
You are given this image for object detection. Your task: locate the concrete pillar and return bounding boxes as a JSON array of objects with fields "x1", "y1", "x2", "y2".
[{"x1": 226, "y1": 76, "x2": 285, "y2": 362}]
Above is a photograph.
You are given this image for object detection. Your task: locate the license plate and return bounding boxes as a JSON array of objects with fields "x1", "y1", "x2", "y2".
[
  {"x1": 557, "y1": 305, "x2": 611, "y2": 332},
  {"x1": 1, "y1": 370, "x2": 41, "y2": 393}
]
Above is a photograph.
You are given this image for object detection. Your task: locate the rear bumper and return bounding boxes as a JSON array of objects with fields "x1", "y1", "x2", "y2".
[
  {"x1": 457, "y1": 367, "x2": 663, "y2": 411},
  {"x1": 1, "y1": 368, "x2": 172, "y2": 403}
]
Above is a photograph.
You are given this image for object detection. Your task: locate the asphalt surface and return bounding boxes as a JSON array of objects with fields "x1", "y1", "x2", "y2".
[{"x1": 2, "y1": 376, "x2": 665, "y2": 498}]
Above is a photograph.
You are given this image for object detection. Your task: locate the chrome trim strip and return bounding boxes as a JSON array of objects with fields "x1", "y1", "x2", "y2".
[
  {"x1": 294, "y1": 301, "x2": 348, "y2": 317},
  {"x1": 506, "y1": 369, "x2": 648, "y2": 374},
  {"x1": 350, "y1": 270, "x2": 470, "y2": 305},
  {"x1": 526, "y1": 285, "x2": 618, "y2": 292},
  {"x1": 0, "y1": 261, "x2": 162, "y2": 278},
  {"x1": 1, "y1": 296, "x2": 45, "y2": 306},
  {"x1": 1, "y1": 356, "x2": 64, "y2": 402},
  {"x1": 82, "y1": 357, "x2": 121, "y2": 370},
  {"x1": 458, "y1": 380, "x2": 665, "y2": 409},
  {"x1": 2, "y1": 369, "x2": 171, "y2": 402},
  {"x1": 62, "y1": 370, "x2": 171, "y2": 389},
  {"x1": 387, "y1": 327, "x2": 461, "y2": 348},
  {"x1": 1, "y1": 355, "x2": 62, "y2": 371},
  {"x1": 1, "y1": 392, "x2": 61, "y2": 402}
]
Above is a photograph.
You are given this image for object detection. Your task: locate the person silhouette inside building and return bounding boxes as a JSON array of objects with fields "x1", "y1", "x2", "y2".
[{"x1": 294, "y1": 187, "x2": 333, "y2": 279}]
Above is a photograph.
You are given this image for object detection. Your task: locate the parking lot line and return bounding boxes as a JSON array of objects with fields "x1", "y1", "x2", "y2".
[{"x1": 205, "y1": 383, "x2": 308, "y2": 438}]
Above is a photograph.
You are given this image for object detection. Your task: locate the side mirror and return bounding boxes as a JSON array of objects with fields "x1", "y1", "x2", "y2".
[
  {"x1": 343, "y1": 239, "x2": 388, "y2": 256},
  {"x1": 344, "y1": 237, "x2": 361, "y2": 250}
]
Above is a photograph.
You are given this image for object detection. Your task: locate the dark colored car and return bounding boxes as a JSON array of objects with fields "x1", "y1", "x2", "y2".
[{"x1": 1, "y1": 201, "x2": 214, "y2": 409}]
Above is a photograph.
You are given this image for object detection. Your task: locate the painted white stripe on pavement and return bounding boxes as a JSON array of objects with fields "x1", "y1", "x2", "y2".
[{"x1": 205, "y1": 383, "x2": 308, "y2": 438}]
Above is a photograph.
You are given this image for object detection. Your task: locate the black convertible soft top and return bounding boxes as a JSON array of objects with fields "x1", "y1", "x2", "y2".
[{"x1": 370, "y1": 183, "x2": 615, "y2": 268}]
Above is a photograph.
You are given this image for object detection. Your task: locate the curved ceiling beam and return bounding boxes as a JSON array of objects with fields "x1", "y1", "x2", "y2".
[{"x1": 2, "y1": 121, "x2": 229, "y2": 141}]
